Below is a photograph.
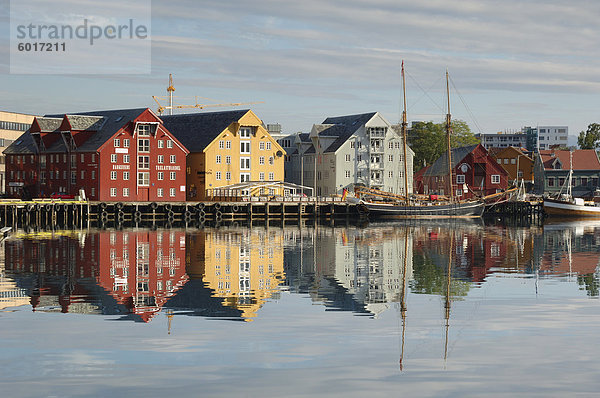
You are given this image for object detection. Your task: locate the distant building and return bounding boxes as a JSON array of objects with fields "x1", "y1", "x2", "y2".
[
  {"x1": 477, "y1": 131, "x2": 528, "y2": 151},
  {"x1": 287, "y1": 112, "x2": 414, "y2": 196},
  {"x1": 533, "y1": 149, "x2": 600, "y2": 197},
  {"x1": 477, "y1": 125, "x2": 568, "y2": 152},
  {"x1": 0, "y1": 111, "x2": 37, "y2": 193},
  {"x1": 420, "y1": 144, "x2": 509, "y2": 198}
]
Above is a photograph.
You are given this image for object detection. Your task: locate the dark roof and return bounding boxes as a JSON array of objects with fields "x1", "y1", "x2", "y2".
[
  {"x1": 36, "y1": 117, "x2": 62, "y2": 132},
  {"x1": 319, "y1": 112, "x2": 377, "y2": 153},
  {"x1": 64, "y1": 115, "x2": 105, "y2": 131},
  {"x1": 3, "y1": 131, "x2": 36, "y2": 154},
  {"x1": 161, "y1": 109, "x2": 250, "y2": 153},
  {"x1": 424, "y1": 145, "x2": 479, "y2": 177}
]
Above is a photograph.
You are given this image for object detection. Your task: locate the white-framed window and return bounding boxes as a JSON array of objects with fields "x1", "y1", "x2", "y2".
[
  {"x1": 80, "y1": 154, "x2": 85, "y2": 163},
  {"x1": 157, "y1": 172, "x2": 164, "y2": 180},
  {"x1": 167, "y1": 140, "x2": 173, "y2": 149},
  {"x1": 110, "y1": 187, "x2": 117, "y2": 197},
  {"x1": 91, "y1": 170, "x2": 96, "y2": 179},
  {"x1": 169, "y1": 188, "x2": 176, "y2": 197},
  {"x1": 123, "y1": 139, "x2": 130, "y2": 148},
  {"x1": 110, "y1": 171, "x2": 117, "y2": 180},
  {"x1": 91, "y1": 187, "x2": 95, "y2": 196},
  {"x1": 123, "y1": 188, "x2": 129, "y2": 197},
  {"x1": 216, "y1": 155, "x2": 221, "y2": 164},
  {"x1": 138, "y1": 172, "x2": 149, "y2": 186},
  {"x1": 111, "y1": 154, "x2": 117, "y2": 163},
  {"x1": 215, "y1": 171, "x2": 221, "y2": 180},
  {"x1": 491, "y1": 175, "x2": 500, "y2": 184},
  {"x1": 114, "y1": 138, "x2": 120, "y2": 147},
  {"x1": 259, "y1": 172, "x2": 265, "y2": 181},
  {"x1": 226, "y1": 155, "x2": 231, "y2": 164},
  {"x1": 240, "y1": 127, "x2": 252, "y2": 138},
  {"x1": 123, "y1": 171, "x2": 130, "y2": 181},
  {"x1": 123, "y1": 154, "x2": 130, "y2": 163},
  {"x1": 226, "y1": 172, "x2": 231, "y2": 180},
  {"x1": 226, "y1": 140, "x2": 231, "y2": 149},
  {"x1": 389, "y1": 155, "x2": 393, "y2": 162},
  {"x1": 511, "y1": 158, "x2": 516, "y2": 164},
  {"x1": 170, "y1": 155, "x2": 176, "y2": 163},
  {"x1": 345, "y1": 154, "x2": 351, "y2": 162},
  {"x1": 240, "y1": 157, "x2": 250, "y2": 170},
  {"x1": 456, "y1": 189, "x2": 463, "y2": 197},
  {"x1": 269, "y1": 172, "x2": 274, "y2": 181},
  {"x1": 241, "y1": 141, "x2": 250, "y2": 154},
  {"x1": 345, "y1": 170, "x2": 350, "y2": 178},
  {"x1": 240, "y1": 173, "x2": 250, "y2": 182},
  {"x1": 138, "y1": 156, "x2": 150, "y2": 169},
  {"x1": 259, "y1": 156, "x2": 265, "y2": 165},
  {"x1": 157, "y1": 155, "x2": 163, "y2": 164},
  {"x1": 259, "y1": 142, "x2": 265, "y2": 150},
  {"x1": 157, "y1": 188, "x2": 163, "y2": 197},
  {"x1": 158, "y1": 140, "x2": 164, "y2": 148},
  {"x1": 137, "y1": 124, "x2": 151, "y2": 136},
  {"x1": 457, "y1": 174, "x2": 465, "y2": 184},
  {"x1": 170, "y1": 171, "x2": 176, "y2": 180},
  {"x1": 219, "y1": 140, "x2": 224, "y2": 149},
  {"x1": 138, "y1": 139, "x2": 150, "y2": 152},
  {"x1": 80, "y1": 170, "x2": 85, "y2": 179},
  {"x1": 266, "y1": 142, "x2": 271, "y2": 150}
]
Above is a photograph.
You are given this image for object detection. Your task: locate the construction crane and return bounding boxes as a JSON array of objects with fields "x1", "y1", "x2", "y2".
[{"x1": 153, "y1": 74, "x2": 264, "y2": 116}]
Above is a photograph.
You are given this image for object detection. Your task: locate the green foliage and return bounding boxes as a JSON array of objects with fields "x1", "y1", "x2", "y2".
[
  {"x1": 408, "y1": 119, "x2": 479, "y2": 171},
  {"x1": 577, "y1": 123, "x2": 600, "y2": 149},
  {"x1": 409, "y1": 253, "x2": 471, "y2": 298}
]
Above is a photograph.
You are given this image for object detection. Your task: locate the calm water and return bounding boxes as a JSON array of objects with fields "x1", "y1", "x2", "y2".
[{"x1": 1, "y1": 220, "x2": 600, "y2": 397}]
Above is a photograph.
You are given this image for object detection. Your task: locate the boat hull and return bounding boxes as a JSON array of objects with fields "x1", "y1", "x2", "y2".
[
  {"x1": 543, "y1": 198, "x2": 600, "y2": 217},
  {"x1": 360, "y1": 200, "x2": 485, "y2": 219}
]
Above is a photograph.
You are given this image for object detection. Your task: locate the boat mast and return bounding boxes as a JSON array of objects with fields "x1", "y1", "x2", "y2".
[
  {"x1": 401, "y1": 61, "x2": 410, "y2": 206},
  {"x1": 445, "y1": 70, "x2": 454, "y2": 201},
  {"x1": 399, "y1": 226, "x2": 409, "y2": 370},
  {"x1": 444, "y1": 231, "x2": 454, "y2": 363}
]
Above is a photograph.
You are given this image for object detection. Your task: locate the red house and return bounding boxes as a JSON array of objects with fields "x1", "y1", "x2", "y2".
[
  {"x1": 419, "y1": 144, "x2": 509, "y2": 199},
  {"x1": 4, "y1": 108, "x2": 189, "y2": 201}
]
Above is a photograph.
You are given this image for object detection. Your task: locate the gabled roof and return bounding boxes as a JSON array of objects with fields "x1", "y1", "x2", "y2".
[
  {"x1": 424, "y1": 145, "x2": 479, "y2": 177},
  {"x1": 3, "y1": 132, "x2": 37, "y2": 154},
  {"x1": 34, "y1": 117, "x2": 62, "y2": 132},
  {"x1": 319, "y1": 112, "x2": 377, "y2": 153},
  {"x1": 161, "y1": 109, "x2": 250, "y2": 152},
  {"x1": 539, "y1": 149, "x2": 600, "y2": 170},
  {"x1": 63, "y1": 115, "x2": 105, "y2": 131}
]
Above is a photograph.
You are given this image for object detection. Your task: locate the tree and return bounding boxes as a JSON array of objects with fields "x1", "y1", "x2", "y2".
[
  {"x1": 408, "y1": 119, "x2": 479, "y2": 171},
  {"x1": 577, "y1": 123, "x2": 600, "y2": 149}
]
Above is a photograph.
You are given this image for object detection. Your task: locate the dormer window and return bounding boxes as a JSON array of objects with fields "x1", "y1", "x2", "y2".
[
  {"x1": 137, "y1": 124, "x2": 154, "y2": 136},
  {"x1": 240, "y1": 127, "x2": 253, "y2": 138}
]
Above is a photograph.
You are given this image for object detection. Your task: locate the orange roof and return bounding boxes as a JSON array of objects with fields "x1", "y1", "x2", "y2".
[{"x1": 540, "y1": 149, "x2": 600, "y2": 170}]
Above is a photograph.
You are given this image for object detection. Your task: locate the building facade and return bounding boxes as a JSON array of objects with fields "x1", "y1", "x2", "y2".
[
  {"x1": 0, "y1": 111, "x2": 37, "y2": 193},
  {"x1": 161, "y1": 109, "x2": 286, "y2": 200},
  {"x1": 477, "y1": 125, "x2": 568, "y2": 152},
  {"x1": 286, "y1": 112, "x2": 414, "y2": 196},
  {"x1": 533, "y1": 149, "x2": 600, "y2": 197},
  {"x1": 420, "y1": 144, "x2": 509, "y2": 199},
  {"x1": 4, "y1": 108, "x2": 189, "y2": 201},
  {"x1": 490, "y1": 146, "x2": 534, "y2": 185}
]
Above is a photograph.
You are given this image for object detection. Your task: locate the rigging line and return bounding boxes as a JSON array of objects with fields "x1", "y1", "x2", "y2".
[
  {"x1": 405, "y1": 71, "x2": 445, "y2": 114},
  {"x1": 448, "y1": 76, "x2": 484, "y2": 134}
]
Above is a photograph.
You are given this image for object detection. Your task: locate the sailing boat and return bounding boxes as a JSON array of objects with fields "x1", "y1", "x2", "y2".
[
  {"x1": 543, "y1": 151, "x2": 600, "y2": 217},
  {"x1": 358, "y1": 65, "x2": 485, "y2": 218}
]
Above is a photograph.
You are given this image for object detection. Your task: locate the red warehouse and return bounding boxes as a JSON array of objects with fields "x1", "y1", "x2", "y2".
[
  {"x1": 419, "y1": 144, "x2": 509, "y2": 199},
  {"x1": 3, "y1": 108, "x2": 189, "y2": 201}
]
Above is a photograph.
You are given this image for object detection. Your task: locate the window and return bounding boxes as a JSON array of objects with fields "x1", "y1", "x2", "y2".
[
  {"x1": 170, "y1": 188, "x2": 176, "y2": 197},
  {"x1": 345, "y1": 154, "x2": 351, "y2": 162},
  {"x1": 456, "y1": 189, "x2": 463, "y2": 197},
  {"x1": 123, "y1": 154, "x2": 130, "y2": 163},
  {"x1": 110, "y1": 188, "x2": 117, "y2": 197},
  {"x1": 457, "y1": 174, "x2": 465, "y2": 184},
  {"x1": 123, "y1": 139, "x2": 130, "y2": 148},
  {"x1": 269, "y1": 172, "x2": 274, "y2": 181},
  {"x1": 491, "y1": 175, "x2": 500, "y2": 184},
  {"x1": 259, "y1": 156, "x2": 265, "y2": 165},
  {"x1": 80, "y1": 170, "x2": 85, "y2": 180},
  {"x1": 266, "y1": 142, "x2": 271, "y2": 150},
  {"x1": 548, "y1": 177, "x2": 555, "y2": 187},
  {"x1": 71, "y1": 171, "x2": 77, "y2": 185},
  {"x1": 345, "y1": 170, "x2": 351, "y2": 178},
  {"x1": 215, "y1": 171, "x2": 221, "y2": 180},
  {"x1": 226, "y1": 141, "x2": 231, "y2": 149},
  {"x1": 216, "y1": 155, "x2": 221, "y2": 164},
  {"x1": 389, "y1": 171, "x2": 393, "y2": 178},
  {"x1": 157, "y1": 188, "x2": 163, "y2": 197},
  {"x1": 240, "y1": 157, "x2": 250, "y2": 169},
  {"x1": 259, "y1": 142, "x2": 265, "y2": 150},
  {"x1": 226, "y1": 172, "x2": 231, "y2": 180},
  {"x1": 91, "y1": 170, "x2": 96, "y2": 179},
  {"x1": 138, "y1": 172, "x2": 149, "y2": 186},
  {"x1": 111, "y1": 154, "x2": 117, "y2": 163},
  {"x1": 226, "y1": 155, "x2": 231, "y2": 164},
  {"x1": 269, "y1": 156, "x2": 274, "y2": 165},
  {"x1": 219, "y1": 140, "x2": 224, "y2": 149},
  {"x1": 157, "y1": 172, "x2": 164, "y2": 180},
  {"x1": 170, "y1": 171, "x2": 176, "y2": 180},
  {"x1": 240, "y1": 173, "x2": 250, "y2": 182},
  {"x1": 503, "y1": 159, "x2": 509, "y2": 164},
  {"x1": 240, "y1": 127, "x2": 252, "y2": 138},
  {"x1": 558, "y1": 178, "x2": 565, "y2": 187},
  {"x1": 170, "y1": 155, "x2": 176, "y2": 164},
  {"x1": 157, "y1": 155, "x2": 164, "y2": 164},
  {"x1": 80, "y1": 154, "x2": 85, "y2": 163},
  {"x1": 111, "y1": 171, "x2": 117, "y2": 180},
  {"x1": 123, "y1": 171, "x2": 130, "y2": 181},
  {"x1": 138, "y1": 139, "x2": 150, "y2": 152},
  {"x1": 351, "y1": 141, "x2": 355, "y2": 149},
  {"x1": 511, "y1": 158, "x2": 516, "y2": 164},
  {"x1": 138, "y1": 156, "x2": 149, "y2": 169},
  {"x1": 167, "y1": 140, "x2": 173, "y2": 148},
  {"x1": 259, "y1": 172, "x2": 265, "y2": 181},
  {"x1": 581, "y1": 177, "x2": 588, "y2": 186},
  {"x1": 114, "y1": 138, "x2": 120, "y2": 147},
  {"x1": 122, "y1": 188, "x2": 130, "y2": 197},
  {"x1": 137, "y1": 124, "x2": 151, "y2": 136},
  {"x1": 241, "y1": 141, "x2": 250, "y2": 153},
  {"x1": 158, "y1": 140, "x2": 164, "y2": 148},
  {"x1": 358, "y1": 155, "x2": 362, "y2": 162}
]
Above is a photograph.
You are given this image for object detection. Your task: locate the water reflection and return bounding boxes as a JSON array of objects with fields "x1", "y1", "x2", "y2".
[{"x1": 1, "y1": 220, "x2": 599, "y2": 323}]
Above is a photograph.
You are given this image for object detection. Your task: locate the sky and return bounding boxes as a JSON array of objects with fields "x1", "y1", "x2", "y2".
[{"x1": 1, "y1": 0, "x2": 599, "y2": 141}]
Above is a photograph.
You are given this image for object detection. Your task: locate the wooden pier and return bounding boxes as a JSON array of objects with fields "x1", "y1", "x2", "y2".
[{"x1": 483, "y1": 200, "x2": 545, "y2": 224}]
